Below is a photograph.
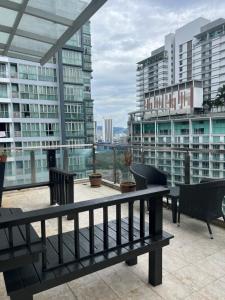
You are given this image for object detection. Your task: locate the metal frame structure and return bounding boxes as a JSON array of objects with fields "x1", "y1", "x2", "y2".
[{"x1": 0, "y1": 0, "x2": 107, "y2": 64}]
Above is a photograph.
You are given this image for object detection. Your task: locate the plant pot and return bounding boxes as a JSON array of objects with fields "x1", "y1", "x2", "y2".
[
  {"x1": 89, "y1": 173, "x2": 102, "y2": 187},
  {"x1": 0, "y1": 155, "x2": 7, "y2": 163},
  {"x1": 120, "y1": 181, "x2": 136, "y2": 193}
]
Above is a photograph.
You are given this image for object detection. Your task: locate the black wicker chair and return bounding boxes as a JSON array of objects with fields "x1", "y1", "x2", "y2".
[
  {"x1": 178, "y1": 179, "x2": 225, "y2": 238},
  {"x1": 130, "y1": 164, "x2": 167, "y2": 190},
  {"x1": 130, "y1": 164, "x2": 167, "y2": 211}
]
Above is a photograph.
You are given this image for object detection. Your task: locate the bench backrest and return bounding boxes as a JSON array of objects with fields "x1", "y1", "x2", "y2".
[
  {"x1": 49, "y1": 168, "x2": 76, "y2": 206},
  {"x1": 0, "y1": 186, "x2": 169, "y2": 272}
]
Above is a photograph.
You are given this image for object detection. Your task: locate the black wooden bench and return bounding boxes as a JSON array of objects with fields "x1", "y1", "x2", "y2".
[
  {"x1": 0, "y1": 187, "x2": 173, "y2": 300},
  {"x1": 3, "y1": 168, "x2": 76, "y2": 209},
  {"x1": 0, "y1": 208, "x2": 43, "y2": 272}
]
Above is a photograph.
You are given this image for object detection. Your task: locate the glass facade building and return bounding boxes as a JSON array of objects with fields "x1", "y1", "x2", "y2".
[{"x1": 0, "y1": 22, "x2": 94, "y2": 185}]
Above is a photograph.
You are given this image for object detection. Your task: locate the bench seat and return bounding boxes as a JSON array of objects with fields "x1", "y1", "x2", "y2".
[
  {"x1": 0, "y1": 208, "x2": 43, "y2": 272},
  {"x1": 4, "y1": 217, "x2": 172, "y2": 299}
]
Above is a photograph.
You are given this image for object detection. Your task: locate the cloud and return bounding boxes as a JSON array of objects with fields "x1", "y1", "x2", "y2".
[{"x1": 91, "y1": 0, "x2": 225, "y2": 127}]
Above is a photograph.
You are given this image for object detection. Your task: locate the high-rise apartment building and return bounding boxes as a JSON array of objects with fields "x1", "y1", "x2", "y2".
[
  {"x1": 137, "y1": 17, "x2": 225, "y2": 109},
  {"x1": 103, "y1": 119, "x2": 113, "y2": 143},
  {"x1": 0, "y1": 22, "x2": 93, "y2": 185},
  {"x1": 131, "y1": 17, "x2": 225, "y2": 185}
]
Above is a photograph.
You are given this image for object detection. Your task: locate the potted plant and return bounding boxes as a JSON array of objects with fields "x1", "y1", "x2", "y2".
[
  {"x1": 120, "y1": 150, "x2": 136, "y2": 193},
  {"x1": 89, "y1": 172, "x2": 102, "y2": 187}
]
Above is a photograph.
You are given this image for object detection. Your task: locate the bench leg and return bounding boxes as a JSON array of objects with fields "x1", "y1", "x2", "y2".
[
  {"x1": 126, "y1": 257, "x2": 138, "y2": 266},
  {"x1": 11, "y1": 293, "x2": 33, "y2": 300},
  {"x1": 149, "y1": 248, "x2": 162, "y2": 286}
]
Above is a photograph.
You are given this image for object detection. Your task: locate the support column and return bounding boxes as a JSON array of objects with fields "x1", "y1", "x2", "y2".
[{"x1": 148, "y1": 196, "x2": 163, "y2": 285}]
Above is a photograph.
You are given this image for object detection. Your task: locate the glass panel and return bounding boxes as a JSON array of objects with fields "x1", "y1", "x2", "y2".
[
  {"x1": 18, "y1": 15, "x2": 67, "y2": 40},
  {"x1": 11, "y1": 36, "x2": 51, "y2": 54},
  {"x1": 28, "y1": 0, "x2": 91, "y2": 20},
  {"x1": 0, "y1": 8, "x2": 17, "y2": 26},
  {"x1": 10, "y1": 0, "x2": 23, "y2": 3},
  {"x1": 0, "y1": 32, "x2": 9, "y2": 44}
]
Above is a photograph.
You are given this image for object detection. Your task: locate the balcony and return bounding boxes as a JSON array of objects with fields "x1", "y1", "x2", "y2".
[
  {"x1": 0, "y1": 144, "x2": 225, "y2": 299},
  {"x1": 1, "y1": 175, "x2": 225, "y2": 299}
]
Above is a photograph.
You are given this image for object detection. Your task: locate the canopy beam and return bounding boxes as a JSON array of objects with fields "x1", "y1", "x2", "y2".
[{"x1": 3, "y1": 0, "x2": 29, "y2": 56}]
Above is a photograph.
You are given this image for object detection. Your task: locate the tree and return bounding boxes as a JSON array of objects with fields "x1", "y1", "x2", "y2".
[{"x1": 214, "y1": 85, "x2": 225, "y2": 108}]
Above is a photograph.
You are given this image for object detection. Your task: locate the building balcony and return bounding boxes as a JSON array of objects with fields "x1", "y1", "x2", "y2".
[{"x1": 1, "y1": 147, "x2": 225, "y2": 299}]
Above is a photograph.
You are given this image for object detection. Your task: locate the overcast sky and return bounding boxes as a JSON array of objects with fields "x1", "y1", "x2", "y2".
[{"x1": 91, "y1": 0, "x2": 225, "y2": 128}]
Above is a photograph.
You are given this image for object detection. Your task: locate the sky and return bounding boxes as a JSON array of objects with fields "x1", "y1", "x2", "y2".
[{"x1": 91, "y1": 0, "x2": 225, "y2": 128}]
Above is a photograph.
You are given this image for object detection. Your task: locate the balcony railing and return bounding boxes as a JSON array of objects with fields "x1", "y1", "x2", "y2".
[{"x1": 1, "y1": 143, "x2": 225, "y2": 209}]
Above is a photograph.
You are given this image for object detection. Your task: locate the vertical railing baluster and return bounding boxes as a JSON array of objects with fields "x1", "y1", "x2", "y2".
[
  {"x1": 49, "y1": 169, "x2": 53, "y2": 205},
  {"x1": 57, "y1": 172, "x2": 60, "y2": 205},
  {"x1": 116, "y1": 204, "x2": 121, "y2": 245},
  {"x1": 89, "y1": 209, "x2": 94, "y2": 255},
  {"x1": 58, "y1": 216, "x2": 63, "y2": 264},
  {"x1": 128, "y1": 201, "x2": 134, "y2": 242},
  {"x1": 74, "y1": 212, "x2": 80, "y2": 259},
  {"x1": 25, "y1": 223, "x2": 31, "y2": 250},
  {"x1": 140, "y1": 198, "x2": 145, "y2": 238},
  {"x1": 8, "y1": 226, "x2": 13, "y2": 248},
  {"x1": 41, "y1": 220, "x2": 47, "y2": 270},
  {"x1": 103, "y1": 206, "x2": 108, "y2": 250},
  {"x1": 30, "y1": 150, "x2": 36, "y2": 183}
]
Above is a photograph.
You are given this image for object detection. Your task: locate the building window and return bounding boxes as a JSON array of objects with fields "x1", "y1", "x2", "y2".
[
  {"x1": 63, "y1": 66, "x2": 83, "y2": 84},
  {"x1": 38, "y1": 86, "x2": 58, "y2": 100},
  {"x1": 64, "y1": 84, "x2": 83, "y2": 101},
  {"x1": 41, "y1": 123, "x2": 58, "y2": 136},
  {"x1": 66, "y1": 30, "x2": 81, "y2": 47},
  {"x1": 0, "y1": 63, "x2": 6, "y2": 78},
  {"x1": 20, "y1": 84, "x2": 38, "y2": 99},
  {"x1": 38, "y1": 67, "x2": 56, "y2": 82},
  {"x1": 65, "y1": 122, "x2": 84, "y2": 137},
  {"x1": 18, "y1": 64, "x2": 37, "y2": 80},
  {"x1": 65, "y1": 104, "x2": 83, "y2": 120},
  {"x1": 0, "y1": 83, "x2": 7, "y2": 98},
  {"x1": 179, "y1": 45, "x2": 183, "y2": 53},
  {"x1": 62, "y1": 50, "x2": 82, "y2": 66}
]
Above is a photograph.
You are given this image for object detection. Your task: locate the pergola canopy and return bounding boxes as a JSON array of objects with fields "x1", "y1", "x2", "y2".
[{"x1": 0, "y1": 0, "x2": 107, "y2": 65}]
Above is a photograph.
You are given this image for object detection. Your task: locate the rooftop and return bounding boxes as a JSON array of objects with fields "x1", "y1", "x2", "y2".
[{"x1": 1, "y1": 182, "x2": 225, "y2": 300}]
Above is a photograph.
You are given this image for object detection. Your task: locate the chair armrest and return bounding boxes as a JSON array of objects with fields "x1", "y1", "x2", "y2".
[{"x1": 134, "y1": 173, "x2": 148, "y2": 190}]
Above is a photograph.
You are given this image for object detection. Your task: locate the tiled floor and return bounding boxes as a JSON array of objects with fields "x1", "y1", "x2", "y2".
[{"x1": 1, "y1": 183, "x2": 225, "y2": 300}]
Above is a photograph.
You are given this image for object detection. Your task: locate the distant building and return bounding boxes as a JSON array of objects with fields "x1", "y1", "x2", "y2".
[
  {"x1": 103, "y1": 119, "x2": 113, "y2": 143},
  {"x1": 136, "y1": 17, "x2": 225, "y2": 109},
  {"x1": 130, "y1": 17, "x2": 225, "y2": 186}
]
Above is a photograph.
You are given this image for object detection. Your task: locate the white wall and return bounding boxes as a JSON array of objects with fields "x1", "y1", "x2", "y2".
[{"x1": 174, "y1": 17, "x2": 209, "y2": 83}]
